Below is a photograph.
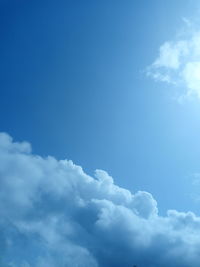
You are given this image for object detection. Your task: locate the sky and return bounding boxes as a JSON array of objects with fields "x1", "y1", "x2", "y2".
[{"x1": 1, "y1": 0, "x2": 200, "y2": 266}]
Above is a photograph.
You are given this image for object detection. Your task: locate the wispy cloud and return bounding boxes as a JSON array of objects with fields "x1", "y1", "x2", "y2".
[
  {"x1": 147, "y1": 19, "x2": 200, "y2": 100},
  {"x1": 1, "y1": 133, "x2": 200, "y2": 266}
]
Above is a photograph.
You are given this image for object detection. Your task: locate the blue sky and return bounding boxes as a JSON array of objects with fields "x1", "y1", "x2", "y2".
[
  {"x1": 2, "y1": 1, "x2": 200, "y2": 266},
  {"x1": 1, "y1": 0, "x2": 200, "y2": 213}
]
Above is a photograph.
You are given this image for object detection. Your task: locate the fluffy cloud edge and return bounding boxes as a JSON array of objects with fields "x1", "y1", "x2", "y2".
[
  {"x1": 1, "y1": 132, "x2": 200, "y2": 267},
  {"x1": 147, "y1": 20, "x2": 200, "y2": 100}
]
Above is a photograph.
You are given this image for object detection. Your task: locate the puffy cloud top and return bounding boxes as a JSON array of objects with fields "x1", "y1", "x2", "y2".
[{"x1": 1, "y1": 133, "x2": 200, "y2": 266}]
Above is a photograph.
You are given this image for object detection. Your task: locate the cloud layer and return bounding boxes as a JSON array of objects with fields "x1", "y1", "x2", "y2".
[
  {"x1": 148, "y1": 21, "x2": 200, "y2": 99},
  {"x1": 1, "y1": 133, "x2": 200, "y2": 266}
]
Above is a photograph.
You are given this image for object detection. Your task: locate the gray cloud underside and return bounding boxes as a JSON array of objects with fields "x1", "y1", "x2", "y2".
[{"x1": 0, "y1": 133, "x2": 200, "y2": 267}]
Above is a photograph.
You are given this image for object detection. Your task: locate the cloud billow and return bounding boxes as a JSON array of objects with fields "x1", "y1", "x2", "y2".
[{"x1": 1, "y1": 133, "x2": 200, "y2": 266}]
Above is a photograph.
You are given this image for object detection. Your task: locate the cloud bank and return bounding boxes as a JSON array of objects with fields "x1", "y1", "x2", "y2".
[
  {"x1": 1, "y1": 133, "x2": 200, "y2": 266},
  {"x1": 148, "y1": 20, "x2": 200, "y2": 99}
]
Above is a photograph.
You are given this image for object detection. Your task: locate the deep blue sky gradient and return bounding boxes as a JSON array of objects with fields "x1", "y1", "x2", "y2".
[{"x1": 1, "y1": 0, "x2": 200, "y2": 215}]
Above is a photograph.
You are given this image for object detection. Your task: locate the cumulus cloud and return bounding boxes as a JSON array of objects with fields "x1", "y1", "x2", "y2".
[
  {"x1": 1, "y1": 132, "x2": 200, "y2": 266},
  {"x1": 147, "y1": 20, "x2": 200, "y2": 99}
]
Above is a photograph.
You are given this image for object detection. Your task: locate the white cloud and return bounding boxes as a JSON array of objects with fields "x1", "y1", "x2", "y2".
[
  {"x1": 1, "y1": 133, "x2": 200, "y2": 266},
  {"x1": 153, "y1": 41, "x2": 188, "y2": 69},
  {"x1": 148, "y1": 21, "x2": 200, "y2": 99},
  {"x1": 182, "y1": 61, "x2": 200, "y2": 97}
]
